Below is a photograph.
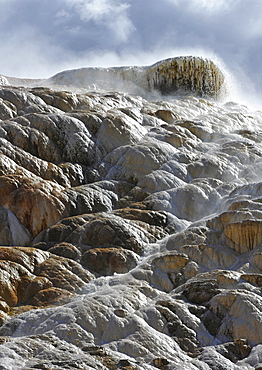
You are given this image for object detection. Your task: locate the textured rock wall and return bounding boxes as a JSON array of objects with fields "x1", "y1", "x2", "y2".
[
  {"x1": 2, "y1": 56, "x2": 226, "y2": 99},
  {"x1": 145, "y1": 56, "x2": 225, "y2": 97},
  {"x1": 0, "y1": 63, "x2": 261, "y2": 369}
]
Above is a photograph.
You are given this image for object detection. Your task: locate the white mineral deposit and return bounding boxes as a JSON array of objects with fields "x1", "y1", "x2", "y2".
[{"x1": 0, "y1": 56, "x2": 261, "y2": 369}]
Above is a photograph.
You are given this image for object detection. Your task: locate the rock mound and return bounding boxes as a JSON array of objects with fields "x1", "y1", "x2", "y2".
[
  {"x1": 49, "y1": 56, "x2": 225, "y2": 98},
  {"x1": 0, "y1": 72, "x2": 261, "y2": 369}
]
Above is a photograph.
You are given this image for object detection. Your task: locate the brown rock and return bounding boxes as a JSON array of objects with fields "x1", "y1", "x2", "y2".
[
  {"x1": 0, "y1": 139, "x2": 78, "y2": 187},
  {"x1": 240, "y1": 273, "x2": 262, "y2": 287},
  {"x1": 23, "y1": 276, "x2": 53, "y2": 303},
  {"x1": 146, "y1": 57, "x2": 224, "y2": 98},
  {"x1": 0, "y1": 174, "x2": 68, "y2": 237},
  {"x1": 81, "y1": 247, "x2": 139, "y2": 276},
  {"x1": 0, "y1": 311, "x2": 8, "y2": 326},
  {"x1": 152, "y1": 358, "x2": 170, "y2": 369},
  {"x1": 182, "y1": 280, "x2": 220, "y2": 304},
  {"x1": 211, "y1": 340, "x2": 251, "y2": 363},
  {"x1": 48, "y1": 242, "x2": 81, "y2": 261},
  {"x1": 179, "y1": 244, "x2": 238, "y2": 270},
  {"x1": 114, "y1": 208, "x2": 168, "y2": 227},
  {"x1": 0, "y1": 246, "x2": 52, "y2": 307},
  {"x1": 0, "y1": 300, "x2": 9, "y2": 313},
  {"x1": 27, "y1": 287, "x2": 73, "y2": 306},
  {"x1": 34, "y1": 255, "x2": 94, "y2": 291},
  {"x1": 0, "y1": 87, "x2": 58, "y2": 114},
  {"x1": 152, "y1": 252, "x2": 189, "y2": 272},
  {"x1": 251, "y1": 251, "x2": 262, "y2": 271},
  {"x1": 31, "y1": 88, "x2": 79, "y2": 112},
  {"x1": 0, "y1": 246, "x2": 94, "y2": 310},
  {"x1": 224, "y1": 220, "x2": 262, "y2": 253},
  {"x1": 0, "y1": 260, "x2": 34, "y2": 306},
  {"x1": 0, "y1": 119, "x2": 63, "y2": 164},
  {"x1": 0, "y1": 246, "x2": 49, "y2": 273},
  {"x1": 34, "y1": 212, "x2": 155, "y2": 255},
  {"x1": 201, "y1": 309, "x2": 221, "y2": 336},
  {"x1": 0, "y1": 98, "x2": 17, "y2": 120},
  {"x1": 155, "y1": 109, "x2": 178, "y2": 123}
]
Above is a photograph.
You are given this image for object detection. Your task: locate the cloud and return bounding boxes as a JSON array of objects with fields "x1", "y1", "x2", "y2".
[
  {"x1": 62, "y1": 0, "x2": 135, "y2": 42},
  {"x1": 167, "y1": 0, "x2": 234, "y2": 13},
  {"x1": 0, "y1": 0, "x2": 262, "y2": 97}
]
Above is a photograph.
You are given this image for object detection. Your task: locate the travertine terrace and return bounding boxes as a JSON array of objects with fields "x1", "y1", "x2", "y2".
[{"x1": 0, "y1": 57, "x2": 261, "y2": 369}]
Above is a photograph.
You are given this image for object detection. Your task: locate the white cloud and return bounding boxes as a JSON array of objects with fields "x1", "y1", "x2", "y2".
[
  {"x1": 68, "y1": 0, "x2": 127, "y2": 21},
  {"x1": 63, "y1": 0, "x2": 134, "y2": 42},
  {"x1": 0, "y1": 0, "x2": 262, "y2": 97},
  {"x1": 167, "y1": 0, "x2": 233, "y2": 13}
]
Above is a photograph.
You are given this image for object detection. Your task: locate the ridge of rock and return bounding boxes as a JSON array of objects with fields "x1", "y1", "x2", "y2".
[
  {"x1": 1, "y1": 56, "x2": 226, "y2": 99},
  {"x1": 0, "y1": 70, "x2": 261, "y2": 369}
]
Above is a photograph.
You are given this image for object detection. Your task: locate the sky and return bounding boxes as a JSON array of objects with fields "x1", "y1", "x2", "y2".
[{"x1": 0, "y1": 0, "x2": 262, "y2": 97}]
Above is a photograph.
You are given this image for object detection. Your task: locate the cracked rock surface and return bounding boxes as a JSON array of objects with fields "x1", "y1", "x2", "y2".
[{"x1": 0, "y1": 59, "x2": 262, "y2": 369}]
